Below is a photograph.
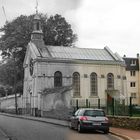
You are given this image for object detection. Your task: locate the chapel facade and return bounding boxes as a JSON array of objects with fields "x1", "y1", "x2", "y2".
[{"x1": 22, "y1": 12, "x2": 127, "y2": 116}]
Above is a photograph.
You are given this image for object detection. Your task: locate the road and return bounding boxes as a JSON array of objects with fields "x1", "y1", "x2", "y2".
[
  {"x1": 0, "y1": 115, "x2": 120, "y2": 140},
  {"x1": 67, "y1": 129, "x2": 121, "y2": 140}
]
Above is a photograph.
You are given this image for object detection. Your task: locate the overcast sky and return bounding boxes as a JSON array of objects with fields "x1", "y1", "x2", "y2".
[{"x1": 0, "y1": 0, "x2": 140, "y2": 57}]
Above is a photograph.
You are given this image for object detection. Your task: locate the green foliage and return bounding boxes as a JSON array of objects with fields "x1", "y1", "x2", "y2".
[{"x1": 0, "y1": 13, "x2": 77, "y2": 96}]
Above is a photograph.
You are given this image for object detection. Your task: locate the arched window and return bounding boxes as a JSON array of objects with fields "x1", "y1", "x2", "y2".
[
  {"x1": 90, "y1": 72, "x2": 98, "y2": 96},
  {"x1": 107, "y1": 73, "x2": 114, "y2": 89},
  {"x1": 73, "y1": 72, "x2": 80, "y2": 97},
  {"x1": 54, "y1": 71, "x2": 62, "y2": 87}
]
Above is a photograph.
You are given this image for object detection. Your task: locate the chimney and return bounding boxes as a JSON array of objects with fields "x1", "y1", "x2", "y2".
[{"x1": 137, "y1": 53, "x2": 139, "y2": 58}]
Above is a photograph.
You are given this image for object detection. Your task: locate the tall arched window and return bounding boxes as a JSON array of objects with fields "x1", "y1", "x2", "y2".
[
  {"x1": 54, "y1": 71, "x2": 62, "y2": 87},
  {"x1": 73, "y1": 72, "x2": 80, "y2": 97},
  {"x1": 90, "y1": 72, "x2": 98, "y2": 96},
  {"x1": 107, "y1": 73, "x2": 114, "y2": 89}
]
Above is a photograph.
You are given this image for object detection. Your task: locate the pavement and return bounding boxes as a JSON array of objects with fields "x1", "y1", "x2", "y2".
[
  {"x1": 0, "y1": 113, "x2": 140, "y2": 140},
  {"x1": 110, "y1": 127, "x2": 140, "y2": 140}
]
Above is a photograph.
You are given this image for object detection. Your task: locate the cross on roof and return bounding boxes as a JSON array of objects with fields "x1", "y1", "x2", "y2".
[{"x1": 35, "y1": 0, "x2": 38, "y2": 14}]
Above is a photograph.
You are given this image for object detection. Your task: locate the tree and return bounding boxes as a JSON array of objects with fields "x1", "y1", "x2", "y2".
[
  {"x1": 0, "y1": 59, "x2": 15, "y2": 86},
  {"x1": 44, "y1": 14, "x2": 77, "y2": 46},
  {"x1": 0, "y1": 58, "x2": 23, "y2": 95},
  {"x1": 0, "y1": 13, "x2": 77, "y2": 95}
]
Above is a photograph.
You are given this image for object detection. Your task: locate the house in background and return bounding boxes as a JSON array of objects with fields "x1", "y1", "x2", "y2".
[
  {"x1": 123, "y1": 54, "x2": 140, "y2": 105},
  {"x1": 22, "y1": 12, "x2": 127, "y2": 117}
]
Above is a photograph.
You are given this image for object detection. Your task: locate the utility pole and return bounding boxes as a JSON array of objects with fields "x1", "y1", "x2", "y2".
[{"x1": 2, "y1": 6, "x2": 8, "y2": 23}]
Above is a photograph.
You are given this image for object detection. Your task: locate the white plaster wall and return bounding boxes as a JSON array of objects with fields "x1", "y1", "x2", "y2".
[
  {"x1": 35, "y1": 61, "x2": 126, "y2": 100},
  {"x1": 23, "y1": 57, "x2": 127, "y2": 111}
]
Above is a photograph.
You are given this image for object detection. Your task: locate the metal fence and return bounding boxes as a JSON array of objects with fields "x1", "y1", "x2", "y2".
[{"x1": 70, "y1": 97, "x2": 140, "y2": 117}]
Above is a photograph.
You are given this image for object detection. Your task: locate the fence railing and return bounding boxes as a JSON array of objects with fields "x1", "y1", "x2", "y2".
[{"x1": 70, "y1": 97, "x2": 140, "y2": 117}]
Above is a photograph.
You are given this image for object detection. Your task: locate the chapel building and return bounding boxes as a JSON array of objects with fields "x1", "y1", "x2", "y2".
[{"x1": 23, "y1": 12, "x2": 127, "y2": 116}]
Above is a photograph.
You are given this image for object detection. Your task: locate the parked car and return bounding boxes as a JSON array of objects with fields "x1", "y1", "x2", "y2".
[{"x1": 69, "y1": 108, "x2": 110, "y2": 133}]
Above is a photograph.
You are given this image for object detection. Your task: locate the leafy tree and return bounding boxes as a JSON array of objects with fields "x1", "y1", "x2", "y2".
[
  {"x1": 0, "y1": 58, "x2": 22, "y2": 95},
  {"x1": 44, "y1": 14, "x2": 77, "y2": 46},
  {"x1": 0, "y1": 59, "x2": 15, "y2": 86},
  {"x1": 0, "y1": 13, "x2": 77, "y2": 95}
]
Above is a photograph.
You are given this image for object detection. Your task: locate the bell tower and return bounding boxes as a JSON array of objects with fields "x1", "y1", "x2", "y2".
[{"x1": 31, "y1": 3, "x2": 43, "y2": 42}]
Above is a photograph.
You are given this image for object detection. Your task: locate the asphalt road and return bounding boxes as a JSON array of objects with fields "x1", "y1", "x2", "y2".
[{"x1": 0, "y1": 115, "x2": 120, "y2": 140}]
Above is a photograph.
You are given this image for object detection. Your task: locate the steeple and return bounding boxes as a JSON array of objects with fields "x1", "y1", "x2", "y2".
[{"x1": 31, "y1": 1, "x2": 43, "y2": 42}]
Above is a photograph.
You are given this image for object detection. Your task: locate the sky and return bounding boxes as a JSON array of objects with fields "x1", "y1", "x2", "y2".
[{"x1": 0, "y1": 0, "x2": 140, "y2": 57}]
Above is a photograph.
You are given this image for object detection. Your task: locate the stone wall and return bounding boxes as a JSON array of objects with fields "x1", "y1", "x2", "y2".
[
  {"x1": 41, "y1": 86, "x2": 73, "y2": 120},
  {"x1": 109, "y1": 116, "x2": 140, "y2": 130},
  {"x1": 42, "y1": 107, "x2": 73, "y2": 120},
  {"x1": 42, "y1": 86, "x2": 72, "y2": 111},
  {"x1": 0, "y1": 94, "x2": 21, "y2": 110}
]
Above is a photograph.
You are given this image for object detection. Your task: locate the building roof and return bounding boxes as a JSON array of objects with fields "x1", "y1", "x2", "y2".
[
  {"x1": 123, "y1": 57, "x2": 139, "y2": 70},
  {"x1": 37, "y1": 45, "x2": 124, "y2": 62}
]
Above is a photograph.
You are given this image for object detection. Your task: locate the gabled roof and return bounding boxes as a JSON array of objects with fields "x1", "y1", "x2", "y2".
[
  {"x1": 23, "y1": 42, "x2": 43, "y2": 67},
  {"x1": 38, "y1": 45, "x2": 124, "y2": 62},
  {"x1": 24, "y1": 41, "x2": 125, "y2": 66}
]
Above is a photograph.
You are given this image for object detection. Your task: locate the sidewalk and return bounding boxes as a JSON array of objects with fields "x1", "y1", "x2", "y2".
[
  {"x1": 110, "y1": 127, "x2": 140, "y2": 140},
  {"x1": 0, "y1": 113, "x2": 140, "y2": 140}
]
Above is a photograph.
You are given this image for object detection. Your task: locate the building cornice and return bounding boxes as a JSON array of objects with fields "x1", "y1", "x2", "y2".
[{"x1": 33, "y1": 57, "x2": 125, "y2": 66}]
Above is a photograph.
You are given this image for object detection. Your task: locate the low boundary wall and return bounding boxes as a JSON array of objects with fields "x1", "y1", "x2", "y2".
[{"x1": 109, "y1": 116, "x2": 140, "y2": 130}]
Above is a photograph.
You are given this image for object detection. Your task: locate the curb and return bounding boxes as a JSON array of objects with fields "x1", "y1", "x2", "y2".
[
  {"x1": 110, "y1": 130, "x2": 134, "y2": 140},
  {"x1": 0, "y1": 113, "x2": 68, "y2": 127}
]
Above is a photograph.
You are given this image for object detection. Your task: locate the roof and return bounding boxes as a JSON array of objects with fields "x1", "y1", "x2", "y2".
[
  {"x1": 123, "y1": 57, "x2": 139, "y2": 70},
  {"x1": 37, "y1": 45, "x2": 124, "y2": 62},
  {"x1": 34, "y1": 13, "x2": 40, "y2": 20}
]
